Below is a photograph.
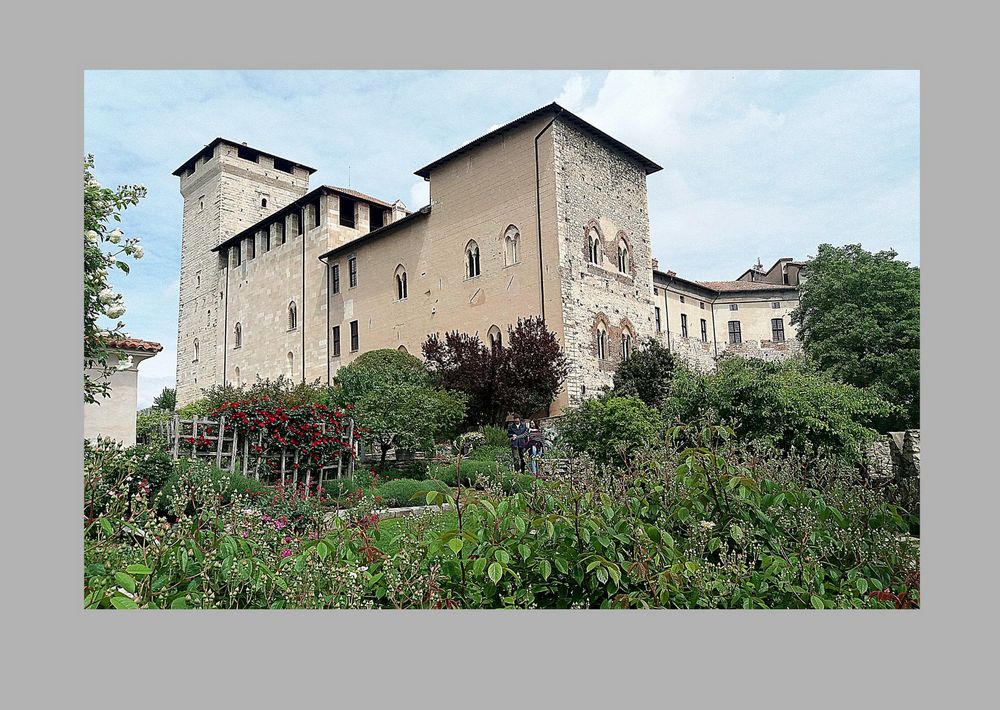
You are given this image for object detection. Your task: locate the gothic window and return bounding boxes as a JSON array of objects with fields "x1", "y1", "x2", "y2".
[
  {"x1": 587, "y1": 229, "x2": 601, "y2": 264},
  {"x1": 487, "y1": 325, "x2": 502, "y2": 350},
  {"x1": 621, "y1": 330, "x2": 633, "y2": 359},
  {"x1": 193, "y1": 339, "x2": 200, "y2": 362},
  {"x1": 395, "y1": 265, "x2": 408, "y2": 301},
  {"x1": 234, "y1": 322, "x2": 242, "y2": 348},
  {"x1": 288, "y1": 301, "x2": 297, "y2": 331},
  {"x1": 617, "y1": 240, "x2": 630, "y2": 274},
  {"x1": 596, "y1": 323, "x2": 608, "y2": 360},
  {"x1": 504, "y1": 226, "x2": 520, "y2": 266},
  {"x1": 466, "y1": 240, "x2": 481, "y2": 278}
]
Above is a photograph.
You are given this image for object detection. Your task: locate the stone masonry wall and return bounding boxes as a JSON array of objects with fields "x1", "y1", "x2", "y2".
[{"x1": 552, "y1": 119, "x2": 656, "y2": 405}]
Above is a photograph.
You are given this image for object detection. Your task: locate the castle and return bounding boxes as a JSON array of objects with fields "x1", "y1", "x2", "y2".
[{"x1": 173, "y1": 102, "x2": 801, "y2": 411}]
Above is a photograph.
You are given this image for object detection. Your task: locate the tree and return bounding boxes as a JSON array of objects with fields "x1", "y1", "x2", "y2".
[
  {"x1": 331, "y1": 349, "x2": 466, "y2": 470},
  {"x1": 612, "y1": 337, "x2": 676, "y2": 408},
  {"x1": 84, "y1": 155, "x2": 147, "y2": 404},
  {"x1": 556, "y1": 394, "x2": 661, "y2": 467},
  {"x1": 664, "y1": 356, "x2": 895, "y2": 463},
  {"x1": 151, "y1": 387, "x2": 176, "y2": 411},
  {"x1": 422, "y1": 316, "x2": 568, "y2": 426},
  {"x1": 790, "y1": 244, "x2": 919, "y2": 430}
]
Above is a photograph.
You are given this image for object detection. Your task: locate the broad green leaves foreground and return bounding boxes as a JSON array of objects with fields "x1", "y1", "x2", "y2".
[{"x1": 85, "y1": 425, "x2": 918, "y2": 609}]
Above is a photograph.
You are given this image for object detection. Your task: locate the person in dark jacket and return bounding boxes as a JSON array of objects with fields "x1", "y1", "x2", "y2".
[
  {"x1": 526, "y1": 420, "x2": 544, "y2": 475},
  {"x1": 506, "y1": 414, "x2": 529, "y2": 473}
]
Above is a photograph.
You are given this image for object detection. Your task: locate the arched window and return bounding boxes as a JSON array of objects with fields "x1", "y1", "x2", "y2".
[
  {"x1": 621, "y1": 330, "x2": 633, "y2": 360},
  {"x1": 487, "y1": 325, "x2": 502, "y2": 350},
  {"x1": 234, "y1": 322, "x2": 242, "y2": 348},
  {"x1": 596, "y1": 323, "x2": 608, "y2": 360},
  {"x1": 397, "y1": 345, "x2": 409, "y2": 354},
  {"x1": 395, "y1": 265, "x2": 408, "y2": 301},
  {"x1": 234, "y1": 367, "x2": 240, "y2": 385},
  {"x1": 617, "y1": 240, "x2": 631, "y2": 274},
  {"x1": 288, "y1": 301, "x2": 297, "y2": 330},
  {"x1": 504, "y1": 226, "x2": 520, "y2": 266},
  {"x1": 587, "y1": 229, "x2": 601, "y2": 264},
  {"x1": 287, "y1": 352, "x2": 295, "y2": 377},
  {"x1": 261, "y1": 197, "x2": 268, "y2": 208},
  {"x1": 466, "y1": 240, "x2": 481, "y2": 278},
  {"x1": 193, "y1": 338, "x2": 200, "y2": 362}
]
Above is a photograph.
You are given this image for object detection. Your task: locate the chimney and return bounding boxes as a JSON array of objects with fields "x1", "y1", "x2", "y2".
[{"x1": 651, "y1": 257, "x2": 659, "y2": 270}]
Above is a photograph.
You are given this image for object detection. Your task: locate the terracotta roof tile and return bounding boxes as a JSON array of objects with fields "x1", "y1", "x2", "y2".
[
  {"x1": 105, "y1": 337, "x2": 163, "y2": 353},
  {"x1": 698, "y1": 280, "x2": 799, "y2": 293},
  {"x1": 326, "y1": 185, "x2": 397, "y2": 210}
]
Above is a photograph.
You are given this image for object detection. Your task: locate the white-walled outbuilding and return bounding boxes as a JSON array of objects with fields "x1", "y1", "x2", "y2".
[{"x1": 84, "y1": 337, "x2": 162, "y2": 446}]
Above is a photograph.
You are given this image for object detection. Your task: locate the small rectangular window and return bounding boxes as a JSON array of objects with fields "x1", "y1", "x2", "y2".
[
  {"x1": 700, "y1": 318, "x2": 708, "y2": 342},
  {"x1": 700, "y1": 301, "x2": 705, "y2": 310},
  {"x1": 772, "y1": 301, "x2": 781, "y2": 309},
  {"x1": 237, "y1": 145, "x2": 258, "y2": 163},
  {"x1": 349, "y1": 257, "x2": 358, "y2": 288},
  {"x1": 729, "y1": 303, "x2": 739, "y2": 311},
  {"x1": 370, "y1": 206, "x2": 385, "y2": 230},
  {"x1": 332, "y1": 264, "x2": 341, "y2": 294},
  {"x1": 771, "y1": 318, "x2": 785, "y2": 342},
  {"x1": 274, "y1": 157, "x2": 294, "y2": 174},
  {"x1": 728, "y1": 320, "x2": 742, "y2": 344},
  {"x1": 332, "y1": 326, "x2": 341, "y2": 357},
  {"x1": 681, "y1": 313, "x2": 688, "y2": 338},
  {"x1": 680, "y1": 295, "x2": 685, "y2": 304},
  {"x1": 655, "y1": 307, "x2": 662, "y2": 333},
  {"x1": 340, "y1": 197, "x2": 357, "y2": 228},
  {"x1": 350, "y1": 320, "x2": 359, "y2": 352}
]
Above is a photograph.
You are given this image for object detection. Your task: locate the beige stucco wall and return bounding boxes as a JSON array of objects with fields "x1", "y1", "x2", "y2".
[
  {"x1": 84, "y1": 351, "x2": 156, "y2": 446},
  {"x1": 324, "y1": 115, "x2": 560, "y2": 383}
]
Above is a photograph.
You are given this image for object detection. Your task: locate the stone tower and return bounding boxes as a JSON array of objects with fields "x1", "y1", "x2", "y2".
[{"x1": 173, "y1": 139, "x2": 315, "y2": 406}]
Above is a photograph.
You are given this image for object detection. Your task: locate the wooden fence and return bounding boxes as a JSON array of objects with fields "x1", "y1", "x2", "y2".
[{"x1": 163, "y1": 415, "x2": 358, "y2": 492}]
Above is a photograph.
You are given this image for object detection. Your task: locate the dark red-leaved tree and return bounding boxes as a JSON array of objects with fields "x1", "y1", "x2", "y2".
[{"x1": 422, "y1": 316, "x2": 567, "y2": 426}]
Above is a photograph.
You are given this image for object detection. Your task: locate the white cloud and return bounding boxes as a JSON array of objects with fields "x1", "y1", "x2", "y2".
[{"x1": 556, "y1": 75, "x2": 590, "y2": 111}]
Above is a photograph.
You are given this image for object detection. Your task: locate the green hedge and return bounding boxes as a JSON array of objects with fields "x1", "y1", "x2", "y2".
[
  {"x1": 372, "y1": 478, "x2": 450, "y2": 508},
  {"x1": 322, "y1": 477, "x2": 364, "y2": 500},
  {"x1": 153, "y1": 460, "x2": 268, "y2": 514},
  {"x1": 430, "y1": 460, "x2": 505, "y2": 486}
]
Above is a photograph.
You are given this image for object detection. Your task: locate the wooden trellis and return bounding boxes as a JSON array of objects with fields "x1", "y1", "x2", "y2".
[{"x1": 166, "y1": 415, "x2": 357, "y2": 493}]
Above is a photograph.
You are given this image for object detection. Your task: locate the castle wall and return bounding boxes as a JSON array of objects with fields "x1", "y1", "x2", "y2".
[
  {"x1": 175, "y1": 143, "x2": 310, "y2": 406},
  {"x1": 552, "y1": 119, "x2": 656, "y2": 408},
  {"x1": 324, "y1": 115, "x2": 563, "y2": 389}
]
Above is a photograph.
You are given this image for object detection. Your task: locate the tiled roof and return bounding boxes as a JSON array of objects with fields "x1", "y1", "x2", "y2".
[
  {"x1": 105, "y1": 337, "x2": 163, "y2": 353},
  {"x1": 699, "y1": 280, "x2": 799, "y2": 292}
]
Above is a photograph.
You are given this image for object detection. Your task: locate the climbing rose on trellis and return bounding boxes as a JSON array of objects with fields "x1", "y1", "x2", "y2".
[{"x1": 185, "y1": 401, "x2": 362, "y2": 479}]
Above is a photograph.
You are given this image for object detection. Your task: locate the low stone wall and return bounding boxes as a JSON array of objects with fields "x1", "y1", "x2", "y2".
[{"x1": 866, "y1": 429, "x2": 920, "y2": 480}]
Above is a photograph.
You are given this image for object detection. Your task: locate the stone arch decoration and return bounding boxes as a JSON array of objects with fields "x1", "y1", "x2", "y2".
[
  {"x1": 503, "y1": 225, "x2": 520, "y2": 266},
  {"x1": 583, "y1": 219, "x2": 605, "y2": 265},
  {"x1": 615, "y1": 230, "x2": 636, "y2": 277},
  {"x1": 592, "y1": 312, "x2": 612, "y2": 360}
]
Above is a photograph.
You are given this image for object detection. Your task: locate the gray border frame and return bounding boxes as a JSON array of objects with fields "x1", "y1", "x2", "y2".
[{"x1": 7, "y1": 0, "x2": 996, "y2": 706}]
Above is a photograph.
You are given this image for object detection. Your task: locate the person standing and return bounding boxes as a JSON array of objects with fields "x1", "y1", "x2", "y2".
[
  {"x1": 527, "y1": 420, "x2": 544, "y2": 475},
  {"x1": 506, "y1": 414, "x2": 529, "y2": 473}
]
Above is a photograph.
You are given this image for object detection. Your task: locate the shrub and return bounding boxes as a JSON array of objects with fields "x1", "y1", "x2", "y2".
[
  {"x1": 136, "y1": 408, "x2": 172, "y2": 448},
  {"x1": 456, "y1": 431, "x2": 486, "y2": 455},
  {"x1": 499, "y1": 472, "x2": 536, "y2": 494},
  {"x1": 431, "y1": 460, "x2": 504, "y2": 486},
  {"x1": 322, "y1": 477, "x2": 364, "y2": 500},
  {"x1": 556, "y1": 394, "x2": 662, "y2": 467},
  {"x1": 84, "y1": 439, "x2": 174, "y2": 520},
  {"x1": 482, "y1": 425, "x2": 510, "y2": 448},
  {"x1": 372, "y1": 478, "x2": 450, "y2": 508},
  {"x1": 664, "y1": 356, "x2": 894, "y2": 463},
  {"x1": 468, "y1": 444, "x2": 513, "y2": 466},
  {"x1": 153, "y1": 459, "x2": 268, "y2": 515},
  {"x1": 376, "y1": 459, "x2": 430, "y2": 481},
  {"x1": 612, "y1": 337, "x2": 676, "y2": 408}
]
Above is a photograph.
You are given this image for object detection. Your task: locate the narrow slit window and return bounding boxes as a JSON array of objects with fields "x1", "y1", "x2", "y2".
[
  {"x1": 288, "y1": 301, "x2": 297, "y2": 331},
  {"x1": 350, "y1": 320, "x2": 359, "y2": 352}
]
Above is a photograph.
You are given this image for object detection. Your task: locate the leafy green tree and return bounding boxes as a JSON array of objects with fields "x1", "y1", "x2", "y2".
[
  {"x1": 664, "y1": 356, "x2": 894, "y2": 463},
  {"x1": 151, "y1": 387, "x2": 176, "y2": 411},
  {"x1": 790, "y1": 244, "x2": 919, "y2": 430},
  {"x1": 612, "y1": 337, "x2": 676, "y2": 408},
  {"x1": 84, "y1": 155, "x2": 147, "y2": 404},
  {"x1": 556, "y1": 393, "x2": 661, "y2": 467},
  {"x1": 331, "y1": 349, "x2": 466, "y2": 470}
]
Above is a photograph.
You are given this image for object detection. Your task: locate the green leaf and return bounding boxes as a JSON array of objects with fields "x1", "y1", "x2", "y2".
[
  {"x1": 708, "y1": 537, "x2": 721, "y2": 553},
  {"x1": 855, "y1": 578, "x2": 869, "y2": 595},
  {"x1": 170, "y1": 596, "x2": 188, "y2": 609},
  {"x1": 514, "y1": 517, "x2": 527, "y2": 535},
  {"x1": 730, "y1": 524, "x2": 744, "y2": 542},
  {"x1": 517, "y1": 544, "x2": 531, "y2": 561},
  {"x1": 554, "y1": 557, "x2": 569, "y2": 574},
  {"x1": 488, "y1": 562, "x2": 503, "y2": 584},
  {"x1": 100, "y1": 518, "x2": 114, "y2": 536},
  {"x1": 114, "y1": 572, "x2": 136, "y2": 594},
  {"x1": 473, "y1": 558, "x2": 488, "y2": 576},
  {"x1": 810, "y1": 595, "x2": 825, "y2": 610},
  {"x1": 110, "y1": 596, "x2": 138, "y2": 609},
  {"x1": 643, "y1": 524, "x2": 661, "y2": 543},
  {"x1": 448, "y1": 538, "x2": 464, "y2": 555},
  {"x1": 126, "y1": 564, "x2": 152, "y2": 576},
  {"x1": 426, "y1": 490, "x2": 438, "y2": 505},
  {"x1": 539, "y1": 559, "x2": 552, "y2": 580},
  {"x1": 596, "y1": 566, "x2": 608, "y2": 584},
  {"x1": 317, "y1": 541, "x2": 330, "y2": 560}
]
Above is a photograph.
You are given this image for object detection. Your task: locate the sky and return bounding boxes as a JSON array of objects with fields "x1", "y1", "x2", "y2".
[{"x1": 83, "y1": 70, "x2": 920, "y2": 409}]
